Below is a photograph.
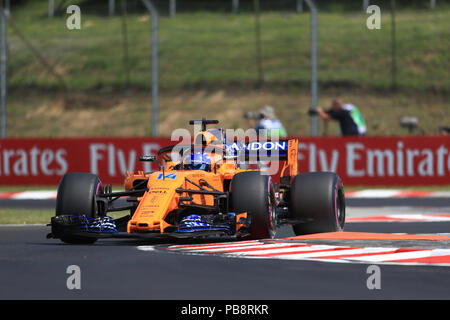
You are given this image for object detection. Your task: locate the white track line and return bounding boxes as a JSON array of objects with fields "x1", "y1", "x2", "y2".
[
  {"x1": 347, "y1": 214, "x2": 450, "y2": 223},
  {"x1": 10, "y1": 191, "x2": 57, "y2": 200},
  {"x1": 348, "y1": 190, "x2": 401, "y2": 198}
]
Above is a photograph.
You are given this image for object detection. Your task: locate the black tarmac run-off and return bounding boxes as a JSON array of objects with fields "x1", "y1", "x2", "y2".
[{"x1": 0, "y1": 198, "x2": 449, "y2": 299}]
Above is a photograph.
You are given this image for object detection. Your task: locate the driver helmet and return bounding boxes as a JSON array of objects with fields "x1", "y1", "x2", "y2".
[{"x1": 186, "y1": 152, "x2": 211, "y2": 171}]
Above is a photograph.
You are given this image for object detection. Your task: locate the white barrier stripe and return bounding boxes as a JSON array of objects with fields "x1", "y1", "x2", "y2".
[
  {"x1": 173, "y1": 244, "x2": 268, "y2": 252},
  {"x1": 141, "y1": 242, "x2": 450, "y2": 266},
  {"x1": 259, "y1": 247, "x2": 398, "y2": 259},
  {"x1": 174, "y1": 242, "x2": 294, "y2": 253},
  {"x1": 169, "y1": 241, "x2": 262, "y2": 251},
  {"x1": 191, "y1": 243, "x2": 311, "y2": 253},
  {"x1": 345, "y1": 250, "x2": 433, "y2": 262},
  {"x1": 168, "y1": 240, "x2": 259, "y2": 249},
  {"x1": 222, "y1": 245, "x2": 338, "y2": 256},
  {"x1": 428, "y1": 249, "x2": 450, "y2": 257},
  {"x1": 169, "y1": 240, "x2": 259, "y2": 249},
  {"x1": 254, "y1": 248, "x2": 364, "y2": 258},
  {"x1": 161, "y1": 241, "x2": 450, "y2": 265}
]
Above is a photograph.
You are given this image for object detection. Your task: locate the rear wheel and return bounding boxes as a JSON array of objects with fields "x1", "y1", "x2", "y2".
[
  {"x1": 231, "y1": 171, "x2": 277, "y2": 239},
  {"x1": 55, "y1": 172, "x2": 104, "y2": 244},
  {"x1": 290, "y1": 172, "x2": 345, "y2": 236}
]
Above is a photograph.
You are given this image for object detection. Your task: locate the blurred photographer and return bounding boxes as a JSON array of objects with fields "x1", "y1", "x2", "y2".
[
  {"x1": 313, "y1": 97, "x2": 366, "y2": 136},
  {"x1": 244, "y1": 105, "x2": 287, "y2": 138},
  {"x1": 439, "y1": 126, "x2": 450, "y2": 136},
  {"x1": 244, "y1": 111, "x2": 260, "y2": 131}
]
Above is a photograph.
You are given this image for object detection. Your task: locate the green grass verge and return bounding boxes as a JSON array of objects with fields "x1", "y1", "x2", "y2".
[
  {"x1": 8, "y1": 2, "x2": 450, "y2": 92},
  {"x1": 0, "y1": 186, "x2": 57, "y2": 192},
  {"x1": 0, "y1": 209, "x2": 127, "y2": 225},
  {"x1": 5, "y1": 2, "x2": 449, "y2": 138},
  {"x1": 0, "y1": 185, "x2": 124, "y2": 192},
  {"x1": 0, "y1": 209, "x2": 54, "y2": 224}
]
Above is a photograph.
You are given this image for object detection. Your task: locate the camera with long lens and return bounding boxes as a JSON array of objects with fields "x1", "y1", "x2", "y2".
[
  {"x1": 399, "y1": 116, "x2": 425, "y2": 135},
  {"x1": 399, "y1": 117, "x2": 418, "y2": 133}
]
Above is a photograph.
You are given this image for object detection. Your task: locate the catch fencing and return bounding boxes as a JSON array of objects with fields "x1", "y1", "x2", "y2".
[{"x1": 1, "y1": 1, "x2": 448, "y2": 136}]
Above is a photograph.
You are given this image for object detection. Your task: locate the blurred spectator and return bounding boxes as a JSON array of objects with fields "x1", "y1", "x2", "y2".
[
  {"x1": 244, "y1": 112, "x2": 259, "y2": 131},
  {"x1": 439, "y1": 126, "x2": 450, "y2": 136},
  {"x1": 255, "y1": 105, "x2": 287, "y2": 138},
  {"x1": 316, "y1": 98, "x2": 366, "y2": 136}
]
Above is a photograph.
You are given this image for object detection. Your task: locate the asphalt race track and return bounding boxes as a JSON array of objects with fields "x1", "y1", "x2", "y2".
[{"x1": 0, "y1": 198, "x2": 449, "y2": 299}]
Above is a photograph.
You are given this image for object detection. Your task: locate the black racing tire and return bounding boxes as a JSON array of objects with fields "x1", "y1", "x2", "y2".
[
  {"x1": 55, "y1": 172, "x2": 104, "y2": 244},
  {"x1": 290, "y1": 172, "x2": 345, "y2": 236},
  {"x1": 230, "y1": 171, "x2": 277, "y2": 239}
]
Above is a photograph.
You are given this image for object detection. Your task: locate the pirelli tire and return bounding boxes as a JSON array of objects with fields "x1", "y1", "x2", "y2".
[
  {"x1": 290, "y1": 172, "x2": 345, "y2": 236},
  {"x1": 231, "y1": 171, "x2": 277, "y2": 240},
  {"x1": 55, "y1": 172, "x2": 104, "y2": 244}
]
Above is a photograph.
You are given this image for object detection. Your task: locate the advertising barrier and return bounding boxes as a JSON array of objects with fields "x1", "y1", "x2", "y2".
[{"x1": 0, "y1": 136, "x2": 448, "y2": 186}]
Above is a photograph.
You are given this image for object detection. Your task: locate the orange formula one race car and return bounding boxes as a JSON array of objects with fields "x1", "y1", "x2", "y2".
[{"x1": 48, "y1": 119, "x2": 346, "y2": 244}]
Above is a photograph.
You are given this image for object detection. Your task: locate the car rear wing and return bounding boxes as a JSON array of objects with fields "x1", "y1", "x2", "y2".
[
  {"x1": 225, "y1": 139, "x2": 296, "y2": 160},
  {"x1": 225, "y1": 138, "x2": 298, "y2": 180}
]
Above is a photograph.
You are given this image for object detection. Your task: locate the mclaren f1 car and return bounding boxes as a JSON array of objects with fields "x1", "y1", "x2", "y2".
[{"x1": 48, "y1": 119, "x2": 345, "y2": 244}]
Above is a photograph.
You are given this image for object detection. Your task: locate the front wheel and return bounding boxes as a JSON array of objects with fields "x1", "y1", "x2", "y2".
[
  {"x1": 290, "y1": 172, "x2": 345, "y2": 236},
  {"x1": 55, "y1": 172, "x2": 104, "y2": 244}
]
